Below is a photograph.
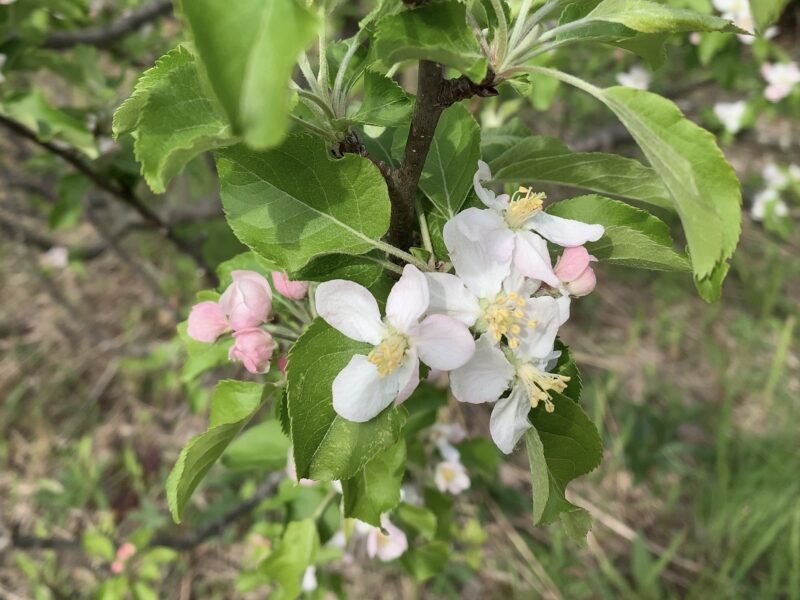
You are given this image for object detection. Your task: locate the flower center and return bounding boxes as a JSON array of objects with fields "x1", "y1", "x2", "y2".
[
  {"x1": 484, "y1": 291, "x2": 538, "y2": 350},
  {"x1": 441, "y1": 465, "x2": 456, "y2": 482},
  {"x1": 516, "y1": 362, "x2": 570, "y2": 413},
  {"x1": 368, "y1": 332, "x2": 409, "y2": 377},
  {"x1": 504, "y1": 186, "x2": 546, "y2": 230}
]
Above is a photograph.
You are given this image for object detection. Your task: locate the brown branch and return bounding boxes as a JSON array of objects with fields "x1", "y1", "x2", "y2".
[
  {"x1": 0, "y1": 114, "x2": 218, "y2": 286},
  {"x1": 42, "y1": 0, "x2": 173, "y2": 49}
]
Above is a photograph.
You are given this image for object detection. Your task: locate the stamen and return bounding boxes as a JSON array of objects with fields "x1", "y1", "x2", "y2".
[
  {"x1": 483, "y1": 291, "x2": 538, "y2": 348},
  {"x1": 367, "y1": 333, "x2": 409, "y2": 377},
  {"x1": 517, "y1": 363, "x2": 570, "y2": 414},
  {"x1": 504, "y1": 187, "x2": 547, "y2": 230}
]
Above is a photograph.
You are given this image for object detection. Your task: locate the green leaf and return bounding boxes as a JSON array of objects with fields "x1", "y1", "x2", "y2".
[
  {"x1": 50, "y1": 173, "x2": 89, "y2": 229},
  {"x1": 374, "y1": 0, "x2": 488, "y2": 82},
  {"x1": 456, "y1": 437, "x2": 501, "y2": 479},
  {"x1": 396, "y1": 503, "x2": 438, "y2": 540},
  {"x1": 547, "y1": 195, "x2": 690, "y2": 271},
  {"x1": 526, "y1": 68, "x2": 741, "y2": 301},
  {"x1": 554, "y1": 339, "x2": 583, "y2": 402},
  {"x1": 751, "y1": 0, "x2": 790, "y2": 33},
  {"x1": 177, "y1": 321, "x2": 232, "y2": 383},
  {"x1": 113, "y1": 46, "x2": 234, "y2": 193},
  {"x1": 287, "y1": 319, "x2": 407, "y2": 481},
  {"x1": 352, "y1": 70, "x2": 413, "y2": 127},
  {"x1": 177, "y1": 0, "x2": 318, "y2": 149},
  {"x1": 489, "y1": 135, "x2": 673, "y2": 211},
  {"x1": 419, "y1": 104, "x2": 481, "y2": 218},
  {"x1": 560, "y1": 508, "x2": 593, "y2": 544},
  {"x1": 216, "y1": 135, "x2": 391, "y2": 271},
  {"x1": 525, "y1": 394, "x2": 602, "y2": 529},
  {"x1": 342, "y1": 439, "x2": 406, "y2": 527},
  {"x1": 222, "y1": 419, "x2": 291, "y2": 472},
  {"x1": 261, "y1": 519, "x2": 319, "y2": 600},
  {"x1": 82, "y1": 530, "x2": 115, "y2": 561},
  {"x1": 584, "y1": 0, "x2": 742, "y2": 34},
  {"x1": 399, "y1": 541, "x2": 449, "y2": 581},
  {"x1": 288, "y1": 252, "x2": 386, "y2": 288},
  {"x1": 166, "y1": 380, "x2": 268, "y2": 522}
]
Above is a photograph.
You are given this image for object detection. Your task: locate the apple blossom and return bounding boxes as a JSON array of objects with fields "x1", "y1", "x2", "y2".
[
  {"x1": 434, "y1": 459, "x2": 471, "y2": 495},
  {"x1": 452, "y1": 162, "x2": 604, "y2": 288},
  {"x1": 116, "y1": 542, "x2": 137, "y2": 561},
  {"x1": 762, "y1": 62, "x2": 800, "y2": 103},
  {"x1": 187, "y1": 301, "x2": 229, "y2": 342},
  {"x1": 271, "y1": 271, "x2": 309, "y2": 300},
  {"x1": 39, "y1": 246, "x2": 69, "y2": 270},
  {"x1": 315, "y1": 265, "x2": 475, "y2": 422},
  {"x1": 219, "y1": 270, "x2": 272, "y2": 331},
  {"x1": 713, "y1": 101, "x2": 747, "y2": 135},
  {"x1": 110, "y1": 560, "x2": 124, "y2": 574},
  {"x1": 430, "y1": 422, "x2": 466, "y2": 461},
  {"x1": 763, "y1": 163, "x2": 789, "y2": 190},
  {"x1": 751, "y1": 189, "x2": 789, "y2": 222},
  {"x1": 301, "y1": 566, "x2": 318, "y2": 592},
  {"x1": 554, "y1": 246, "x2": 598, "y2": 298},
  {"x1": 366, "y1": 516, "x2": 408, "y2": 561},
  {"x1": 616, "y1": 65, "x2": 650, "y2": 90},
  {"x1": 228, "y1": 328, "x2": 276, "y2": 374}
]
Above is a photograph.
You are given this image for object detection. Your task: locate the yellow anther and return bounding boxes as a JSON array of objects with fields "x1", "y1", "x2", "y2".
[
  {"x1": 505, "y1": 187, "x2": 546, "y2": 230},
  {"x1": 510, "y1": 324, "x2": 521, "y2": 334},
  {"x1": 517, "y1": 362, "x2": 570, "y2": 414},
  {"x1": 367, "y1": 332, "x2": 409, "y2": 377},
  {"x1": 527, "y1": 319, "x2": 538, "y2": 327},
  {"x1": 508, "y1": 292, "x2": 519, "y2": 301},
  {"x1": 509, "y1": 338, "x2": 519, "y2": 349}
]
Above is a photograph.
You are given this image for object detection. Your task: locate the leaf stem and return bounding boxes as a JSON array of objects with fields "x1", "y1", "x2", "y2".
[
  {"x1": 416, "y1": 198, "x2": 435, "y2": 266},
  {"x1": 508, "y1": 0, "x2": 534, "y2": 49},
  {"x1": 312, "y1": 489, "x2": 338, "y2": 521},
  {"x1": 372, "y1": 239, "x2": 432, "y2": 272}
]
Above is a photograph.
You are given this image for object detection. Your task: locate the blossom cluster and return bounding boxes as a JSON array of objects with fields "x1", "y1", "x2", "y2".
[
  {"x1": 751, "y1": 162, "x2": 800, "y2": 222},
  {"x1": 316, "y1": 162, "x2": 604, "y2": 453}
]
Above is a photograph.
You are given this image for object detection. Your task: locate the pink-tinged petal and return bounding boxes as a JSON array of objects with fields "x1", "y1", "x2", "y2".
[
  {"x1": 556, "y1": 294, "x2": 571, "y2": 326},
  {"x1": 414, "y1": 314, "x2": 475, "y2": 371},
  {"x1": 473, "y1": 160, "x2": 509, "y2": 211},
  {"x1": 516, "y1": 296, "x2": 561, "y2": 361},
  {"x1": 395, "y1": 350, "x2": 420, "y2": 405},
  {"x1": 332, "y1": 354, "x2": 399, "y2": 422},
  {"x1": 110, "y1": 560, "x2": 123, "y2": 574},
  {"x1": 367, "y1": 517, "x2": 408, "y2": 561},
  {"x1": 554, "y1": 246, "x2": 592, "y2": 281},
  {"x1": 187, "y1": 301, "x2": 229, "y2": 342},
  {"x1": 765, "y1": 84, "x2": 789, "y2": 103},
  {"x1": 220, "y1": 270, "x2": 273, "y2": 330},
  {"x1": 277, "y1": 354, "x2": 288, "y2": 374},
  {"x1": 450, "y1": 335, "x2": 514, "y2": 404},
  {"x1": 489, "y1": 384, "x2": 532, "y2": 454},
  {"x1": 271, "y1": 271, "x2": 309, "y2": 300},
  {"x1": 424, "y1": 272, "x2": 481, "y2": 327},
  {"x1": 566, "y1": 266, "x2": 597, "y2": 297},
  {"x1": 386, "y1": 265, "x2": 429, "y2": 333},
  {"x1": 315, "y1": 280, "x2": 386, "y2": 345},
  {"x1": 444, "y1": 209, "x2": 514, "y2": 299},
  {"x1": 228, "y1": 328, "x2": 276, "y2": 373},
  {"x1": 116, "y1": 543, "x2": 137, "y2": 561},
  {"x1": 513, "y1": 230, "x2": 560, "y2": 287},
  {"x1": 528, "y1": 211, "x2": 604, "y2": 247}
]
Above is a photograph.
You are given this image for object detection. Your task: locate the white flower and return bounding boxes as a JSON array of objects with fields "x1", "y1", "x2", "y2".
[
  {"x1": 616, "y1": 65, "x2": 650, "y2": 90},
  {"x1": 39, "y1": 246, "x2": 69, "y2": 269},
  {"x1": 366, "y1": 516, "x2": 408, "y2": 561},
  {"x1": 711, "y1": 0, "x2": 769, "y2": 44},
  {"x1": 430, "y1": 422, "x2": 466, "y2": 461},
  {"x1": 315, "y1": 265, "x2": 475, "y2": 422},
  {"x1": 762, "y1": 62, "x2": 800, "y2": 103},
  {"x1": 445, "y1": 162, "x2": 603, "y2": 293},
  {"x1": 751, "y1": 189, "x2": 789, "y2": 221},
  {"x1": 301, "y1": 566, "x2": 318, "y2": 592},
  {"x1": 400, "y1": 483, "x2": 422, "y2": 506},
  {"x1": 763, "y1": 163, "x2": 789, "y2": 190},
  {"x1": 449, "y1": 315, "x2": 570, "y2": 454},
  {"x1": 434, "y1": 460, "x2": 471, "y2": 495},
  {"x1": 713, "y1": 101, "x2": 747, "y2": 134}
]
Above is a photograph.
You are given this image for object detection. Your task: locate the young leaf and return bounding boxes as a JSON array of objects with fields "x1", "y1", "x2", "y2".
[
  {"x1": 547, "y1": 195, "x2": 691, "y2": 271},
  {"x1": 177, "y1": 0, "x2": 318, "y2": 149},
  {"x1": 288, "y1": 252, "x2": 387, "y2": 288},
  {"x1": 488, "y1": 136, "x2": 673, "y2": 211},
  {"x1": 396, "y1": 503, "x2": 438, "y2": 540},
  {"x1": 525, "y1": 395, "x2": 603, "y2": 528},
  {"x1": 113, "y1": 46, "x2": 234, "y2": 193},
  {"x1": 583, "y1": 0, "x2": 742, "y2": 34},
  {"x1": 342, "y1": 439, "x2": 406, "y2": 527},
  {"x1": 418, "y1": 104, "x2": 482, "y2": 218},
  {"x1": 261, "y1": 519, "x2": 320, "y2": 600},
  {"x1": 374, "y1": 0, "x2": 488, "y2": 82},
  {"x1": 177, "y1": 321, "x2": 233, "y2": 383},
  {"x1": 399, "y1": 541, "x2": 450, "y2": 581},
  {"x1": 222, "y1": 419, "x2": 291, "y2": 472},
  {"x1": 166, "y1": 380, "x2": 268, "y2": 523},
  {"x1": 216, "y1": 136, "x2": 391, "y2": 271},
  {"x1": 286, "y1": 320, "x2": 407, "y2": 481},
  {"x1": 352, "y1": 70, "x2": 413, "y2": 127}
]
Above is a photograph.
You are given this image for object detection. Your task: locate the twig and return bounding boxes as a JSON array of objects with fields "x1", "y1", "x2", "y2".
[
  {"x1": 0, "y1": 114, "x2": 218, "y2": 286},
  {"x1": 42, "y1": 0, "x2": 173, "y2": 49}
]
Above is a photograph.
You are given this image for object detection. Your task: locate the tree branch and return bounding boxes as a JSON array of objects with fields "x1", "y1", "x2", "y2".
[
  {"x1": 0, "y1": 114, "x2": 218, "y2": 286},
  {"x1": 42, "y1": 0, "x2": 173, "y2": 49}
]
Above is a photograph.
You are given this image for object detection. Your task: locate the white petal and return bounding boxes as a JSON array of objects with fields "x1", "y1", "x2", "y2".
[
  {"x1": 386, "y1": 264, "x2": 429, "y2": 333},
  {"x1": 556, "y1": 293, "x2": 571, "y2": 326},
  {"x1": 490, "y1": 384, "x2": 532, "y2": 454},
  {"x1": 332, "y1": 355, "x2": 398, "y2": 422},
  {"x1": 528, "y1": 211, "x2": 604, "y2": 247},
  {"x1": 414, "y1": 314, "x2": 476, "y2": 371},
  {"x1": 395, "y1": 350, "x2": 420, "y2": 405},
  {"x1": 424, "y1": 273, "x2": 481, "y2": 326},
  {"x1": 449, "y1": 334, "x2": 514, "y2": 404},
  {"x1": 316, "y1": 280, "x2": 386, "y2": 345},
  {"x1": 474, "y1": 160, "x2": 509, "y2": 211},
  {"x1": 516, "y1": 296, "x2": 561, "y2": 361},
  {"x1": 513, "y1": 230, "x2": 560, "y2": 287},
  {"x1": 444, "y1": 209, "x2": 514, "y2": 299}
]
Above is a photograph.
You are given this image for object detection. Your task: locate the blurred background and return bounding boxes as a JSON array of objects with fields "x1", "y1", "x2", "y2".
[{"x1": 1, "y1": 0, "x2": 799, "y2": 598}]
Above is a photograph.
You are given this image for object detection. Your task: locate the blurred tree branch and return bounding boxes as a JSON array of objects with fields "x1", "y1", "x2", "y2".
[{"x1": 42, "y1": 0, "x2": 173, "y2": 49}]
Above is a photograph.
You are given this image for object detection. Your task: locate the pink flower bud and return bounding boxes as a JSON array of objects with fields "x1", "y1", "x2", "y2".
[
  {"x1": 219, "y1": 270, "x2": 272, "y2": 331},
  {"x1": 110, "y1": 560, "x2": 124, "y2": 574},
  {"x1": 116, "y1": 542, "x2": 137, "y2": 562},
  {"x1": 271, "y1": 271, "x2": 309, "y2": 300},
  {"x1": 187, "y1": 301, "x2": 229, "y2": 342},
  {"x1": 277, "y1": 354, "x2": 288, "y2": 374},
  {"x1": 228, "y1": 328, "x2": 276, "y2": 374},
  {"x1": 554, "y1": 246, "x2": 598, "y2": 297}
]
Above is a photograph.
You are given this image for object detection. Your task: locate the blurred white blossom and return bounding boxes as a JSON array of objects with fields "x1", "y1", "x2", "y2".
[
  {"x1": 713, "y1": 101, "x2": 747, "y2": 134},
  {"x1": 434, "y1": 460, "x2": 471, "y2": 495},
  {"x1": 616, "y1": 65, "x2": 650, "y2": 90},
  {"x1": 40, "y1": 246, "x2": 69, "y2": 269},
  {"x1": 751, "y1": 189, "x2": 788, "y2": 221},
  {"x1": 762, "y1": 62, "x2": 800, "y2": 103}
]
